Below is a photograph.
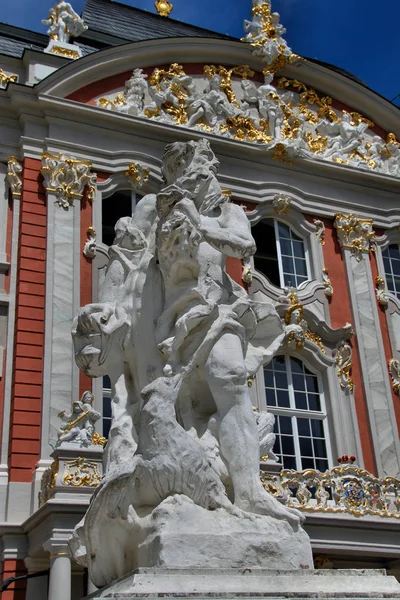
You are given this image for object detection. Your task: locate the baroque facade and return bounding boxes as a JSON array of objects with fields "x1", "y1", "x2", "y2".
[{"x1": 0, "y1": 0, "x2": 399, "y2": 597}]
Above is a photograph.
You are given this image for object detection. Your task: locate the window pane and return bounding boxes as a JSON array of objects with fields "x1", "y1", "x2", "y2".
[
  {"x1": 103, "y1": 396, "x2": 112, "y2": 418},
  {"x1": 306, "y1": 375, "x2": 319, "y2": 393},
  {"x1": 302, "y1": 458, "x2": 315, "y2": 470},
  {"x1": 283, "y1": 455, "x2": 297, "y2": 470},
  {"x1": 297, "y1": 418, "x2": 310, "y2": 436},
  {"x1": 276, "y1": 389, "x2": 290, "y2": 408},
  {"x1": 294, "y1": 391, "x2": 307, "y2": 410},
  {"x1": 295, "y1": 258, "x2": 307, "y2": 276},
  {"x1": 316, "y1": 459, "x2": 328, "y2": 472},
  {"x1": 308, "y1": 393, "x2": 321, "y2": 412},
  {"x1": 281, "y1": 436, "x2": 295, "y2": 455},
  {"x1": 102, "y1": 190, "x2": 133, "y2": 246},
  {"x1": 282, "y1": 255, "x2": 294, "y2": 274},
  {"x1": 311, "y1": 419, "x2": 324, "y2": 437},
  {"x1": 279, "y1": 415, "x2": 292, "y2": 435},
  {"x1": 382, "y1": 244, "x2": 400, "y2": 300},
  {"x1": 292, "y1": 373, "x2": 305, "y2": 391},
  {"x1": 278, "y1": 222, "x2": 291, "y2": 239},
  {"x1": 292, "y1": 241, "x2": 305, "y2": 258},
  {"x1": 313, "y1": 437, "x2": 327, "y2": 458},
  {"x1": 252, "y1": 220, "x2": 280, "y2": 287},
  {"x1": 103, "y1": 375, "x2": 111, "y2": 390},
  {"x1": 299, "y1": 437, "x2": 313, "y2": 457},
  {"x1": 264, "y1": 369, "x2": 274, "y2": 388},
  {"x1": 275, "y1": 371, "x2": 288, "y2": 389},
  {"x1": 290, "y1": 357, "x2": 304, "y2": 374},
  {"x1": 266, "y1": 388, "x2": 277, "y2": 406}
]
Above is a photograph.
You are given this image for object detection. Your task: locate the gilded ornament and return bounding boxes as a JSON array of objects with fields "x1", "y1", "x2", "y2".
[
  {"x1": 305, "y1": 132, "x2": 328, "y2": 155},
  {"x1": 375, "y1": 276, "x2": 389, "y2": 307},
  {"x1": 62, "y1": 457, "x2": 102, "y2": 487},
  {"x1": 335, "y1": 341, "x2": 355, "y2": 393},
  {"x1": 322, "y1": 267, "x2": 333, "y2": 298},
  {"x1": 92, "y1": 432, "x2": 107, "y2": 446},
  {"x1": 7, "y1": 156, "x2": 22, "y2": 197},
  {"x1": 125, "y1": 163, "x2": 150, "y2": 188},
  {"x1": 98, "y1": 92, "x2": 127, "y2": 109},
  {"x1": 154, "y1": 0, "x2": 173, "y2": 16},
  {"x1": 260, "y1": 464, "x2": 400, "y2": 519},
  {"x1": 272, "y1": 143, "x2": 291, "y2": 164},
  {"x1": 147, "y1": 63, "x2": 190, "y2": 125},
  {"x1": 39, "y1": 459, "x2": 59, "y2": 505},
  {"x1": 42, "y1": 0, "x2": 87, "y2": 44},
  {"x1": 50, "y1": 46, "x2": 79, "y2": 59},
  {"x1": 388, "y1": 358, "x2": 400, "y2": 395},
  {"x1": 0, "y1": 68, "x2": 17, "y2": 86},
  {"x1": 220, "y1": 115, "x2": 271, "y2": 143},
  {"x1": 334, "y1": 213, "x2": 376, "y2": 261},
  {"x1": 304, "y1": 330, "x2": 326, "y2": 355},
  {"x1": 41, "y1": 152, "x2": 97, "y2": 209},
  {"x1": 203, "y1": 64, "x2": 255, "y2": 108}
]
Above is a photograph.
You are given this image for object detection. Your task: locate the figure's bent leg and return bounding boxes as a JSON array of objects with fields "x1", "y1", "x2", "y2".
[{"x1": 204, "y1": 332, "x2": 303, "y2": 524}]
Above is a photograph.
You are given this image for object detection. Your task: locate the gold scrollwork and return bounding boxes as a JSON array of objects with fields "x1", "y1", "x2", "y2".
[
  {"x1": 41, "y1": 152, "x2": 97, "y2": 209},
  {"x1": 92, "y1": 432, "x2": 107, "y2": 446},
  {"x1": 50, "y1": 46, "x2": 79, "y2": 59},
  {"x1": 125, "y1": 163, "x2": 150, "y2": 188},
  {"x1": 334, "y1": 213, "x2": 376, "y2": 261},
  {"x1": 62, "y1": 457, "x2": 102, "y2": 487}
]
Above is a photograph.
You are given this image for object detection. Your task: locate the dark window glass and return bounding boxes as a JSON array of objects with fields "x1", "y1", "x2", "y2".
[
  {"x1": 252, "y1": 219, "x2": 280, "y2": 287},
  {"x1": 102, "y1": 190, "x2": 132, "y2": 246}
]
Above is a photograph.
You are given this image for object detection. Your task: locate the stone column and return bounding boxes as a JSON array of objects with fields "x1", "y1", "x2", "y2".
[
  {"x1": 25, "y1": 557, "x2": 49, "y2": 600},
  {"x1": 44, "y1": 541, "x2": 72, "y2": 600}
]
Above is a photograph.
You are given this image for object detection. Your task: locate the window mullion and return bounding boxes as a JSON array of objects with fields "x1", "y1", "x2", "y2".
[{"x1": 274, "y1": 219, "x2": 285, "y2": 288}]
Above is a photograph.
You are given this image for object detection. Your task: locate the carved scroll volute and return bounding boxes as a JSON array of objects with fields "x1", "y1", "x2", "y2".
[
  {"x1": 7, "y1": 157, "x2": 23, "y2": 197},
  {"x1": 335, "y1": 341, "x2": 355, "y2": 393},
  {"x1": 334, "y1": 213, "x2": 376, "y2": 261},
  {"x1": 388, "y1": 358, "x2": 400, "y2": 395},
  {"x1": 41, "y1": 153, "x2": 97, "y2": 209}
]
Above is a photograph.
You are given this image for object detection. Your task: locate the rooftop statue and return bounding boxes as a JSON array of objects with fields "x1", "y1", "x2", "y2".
[
  {"x1": 70, "y1": 139, "x2": 313, "y2": 587},
  {"x1": 42, "y1": 0, "x2": 87, "y2": 44}
]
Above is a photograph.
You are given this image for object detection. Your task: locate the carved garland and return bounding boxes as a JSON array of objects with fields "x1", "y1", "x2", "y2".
[
  {"x1": 335, "y1": 341, "x2": 355, "y2": 393},
  {"x1": 334, "y1": 213, "x2": 376, "y2": 261}
]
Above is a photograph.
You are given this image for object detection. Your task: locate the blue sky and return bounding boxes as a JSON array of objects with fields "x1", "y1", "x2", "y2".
[{"x1": 2, "y1": 0, "x2": 399, "y2": 103}]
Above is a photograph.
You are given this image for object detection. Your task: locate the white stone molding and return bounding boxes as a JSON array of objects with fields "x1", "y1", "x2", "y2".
[
  {"x1": 6, "y1": 156, "x2": 22, "y2": 197},
  {"x1": 322, "y1": 267, "x2": 333, "y2": 298},
  {"x1": 334, "y1": 213, "x2": 376, "y2": 261},
  {"x1": 334, "y1": 341, "x2": 355, "y2": 393},
  {"x1": 0, "y1": 163, "x2": 11, "y2": 269},
  {"x1": 375, "y1": 275, "x2": 389, "y2": 306},
  {"x1": 83, "y1": 226, "x2": 97, "y2": 259},
  {"x1": 388, "y1": 358, "x2": 400, "y2": 396},
  {"x1": 41, "y1": 152, "x2": 97, "y2": 209}
]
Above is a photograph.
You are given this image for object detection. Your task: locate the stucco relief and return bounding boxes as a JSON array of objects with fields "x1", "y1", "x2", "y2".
[{"x1": 96, "y1": 64, "x2": 400, "y2": 179}]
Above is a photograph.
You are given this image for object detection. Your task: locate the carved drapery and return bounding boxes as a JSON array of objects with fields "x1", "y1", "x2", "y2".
[
  {"x1": 334, "y1": 213, "x2": 376, "y2": 261},
  {"x1": 41, "y1": 153, "x2": 97, "y2": 209},
  {"x1": 7, "y1": 157, "x2": 22, "y2": 197}
]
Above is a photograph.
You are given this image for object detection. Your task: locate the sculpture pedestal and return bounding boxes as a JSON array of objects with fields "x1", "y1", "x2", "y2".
[
  {"x1": 84, "y1": 567, "x2": 400, "y2": 599},
  {"x1": 43, "y1": 39, "x2": 82, "y2": 59}
]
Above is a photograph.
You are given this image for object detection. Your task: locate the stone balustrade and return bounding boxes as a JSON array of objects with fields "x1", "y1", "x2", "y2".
[{"x1": 260, "y1": 465, "x2": 400, "y2": 519}]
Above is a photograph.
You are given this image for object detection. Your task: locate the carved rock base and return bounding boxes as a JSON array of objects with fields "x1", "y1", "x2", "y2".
[
  {"x1": 84, "y1": 567, "x2": 400, "y2": 599},
  {"x1": 72, "y1": 494, "x2": 313, "y2": 588}
]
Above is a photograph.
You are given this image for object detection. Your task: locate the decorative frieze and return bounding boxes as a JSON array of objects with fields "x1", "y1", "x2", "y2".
[
  {"x1": 375, "y1": 275, "x2": 389, "y2": 306},
  {"x1": 335, "y1": 341, "x2": 355, "y2": 393},
  {"x1": 41, "y1": 153, "x2": 97, "y2": 209},
  {"x1": 322, "y1": 267, "x2": 333, "y2": 298},
  {"x1": 260, "y1": 464, "x2": 400, "y2": 519},
  {"x1": 125, "y1": 162, "x2": 150, "y2": 188},
  {"x1": 83, "y1": 226, "x2": 97, "y2": 259},
  {"x1": 96, "y1": 63, "x2": 400, "y2": 180},
  {"x1": 7, "y1": 156, "x2": 22, "y2": 196},
  {"x1": 334, "y1": 213, "x2": 376, "y2": 261},
  {"x1": 389, "y1": 358, "x2": 400, "y2": 395}
]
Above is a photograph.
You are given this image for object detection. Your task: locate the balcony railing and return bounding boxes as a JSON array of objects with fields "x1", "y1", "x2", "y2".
[{"x1": 260, "y1": 465, "x2": 400, "y2": 519}]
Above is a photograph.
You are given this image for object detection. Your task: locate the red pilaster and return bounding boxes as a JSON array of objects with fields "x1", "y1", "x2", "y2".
[
  {"x1": 9, "y1": 158, "x2": 46, "y2": 483},
  {"x1": 1, "y1": 559, "x2": 27, "y2": 600}
]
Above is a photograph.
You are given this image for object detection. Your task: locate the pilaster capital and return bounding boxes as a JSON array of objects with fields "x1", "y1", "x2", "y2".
[
  {"x1": 41, "y1": 152, "x2": 96, "y2": 209},
  {"x1": 43, "y1": 537, "x2": 71, "y2": 559},
  {"x1": 25, "y1": 556, "x2": 49, "y2": 573},
  {"x1": 7, "y1": 156, "x2": 23, "y2": 197},
  {"x1": 334, "y1": 212, "x2": 376, "y2": 261},
  {"x1": 1, "y1": 531, "x2": 28, "y2": 560}
]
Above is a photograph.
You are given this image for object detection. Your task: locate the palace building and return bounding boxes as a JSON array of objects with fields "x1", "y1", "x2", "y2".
[{"x1": 0, "y1": 0, "x2": 399, "y2": 597}]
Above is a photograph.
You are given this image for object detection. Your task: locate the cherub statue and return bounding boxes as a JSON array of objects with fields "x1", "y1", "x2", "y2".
[
  {"x1": 187, "y1": 74, "x2": 239, "y2": 129},
  {"x1": 57, "y1": 391, "x2": 101, "y2": 447},
  {"x1": 119, "y1": 69, "x2": 148, "y2": 116},
  {"x1": 42, "y1": 0, "x2": 87, "y2": 44},
  {"x1": 317, "y1": 112, "x2": 368, "y2": 162}
]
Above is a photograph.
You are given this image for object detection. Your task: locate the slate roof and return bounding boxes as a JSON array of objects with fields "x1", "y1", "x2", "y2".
[{"x1": 80, "y1": 0, "x2": 234, "y2": 43}]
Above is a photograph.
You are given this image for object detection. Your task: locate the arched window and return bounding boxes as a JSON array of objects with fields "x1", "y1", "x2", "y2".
[
  {"x1": 264, "y1": 355, "x2": 330, "y2": 472},
  {"x1": 102, "y1": 189, "x2": 142, "y2": 246},
  {"x1": 382, "y1": 243, "x2": 400, "y2": 300},
  {"x1": 252, "y1": 219, "x2": 310, "y2": 288}
]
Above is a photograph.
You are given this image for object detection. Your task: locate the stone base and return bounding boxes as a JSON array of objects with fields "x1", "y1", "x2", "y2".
[
  {"x1": 74, "y1": 494, "x2": 313, "y2": 587},
  {"x1": 43, "y1": 39, "x2": 82, "y2": 59},
  {"x1": 85, "y1": 567, "x2": 400, "y2": 599}
]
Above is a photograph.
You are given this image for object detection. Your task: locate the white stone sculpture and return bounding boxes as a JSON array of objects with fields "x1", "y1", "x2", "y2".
[
  {"x1": 42, "y1": 0, "x2": 87, "y2": 44},
  {"x1": 187, "y1": 74, "x2": 238, "y2": 128},
  {"x1": 7, "y1": 157, "x2": 22, "y2": 197},
  {"x1": 57, "y1": 391, "x2": 101, "y2": 447},
  {"x1": 83, "y1": 226, "x2": 97, "y2": 259},
  {"x1": 119, "y1": 69, "x2": 148, "y2": 116},
  {"x1": 254, "y1": 408, "x2": 278, "y2": 461},
  {"x1": 317, "y1": 113, "x2": 368, "y2": 162},
  {"x1": 70, "y1": 139, "x2": 312, "y2": 587}
]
